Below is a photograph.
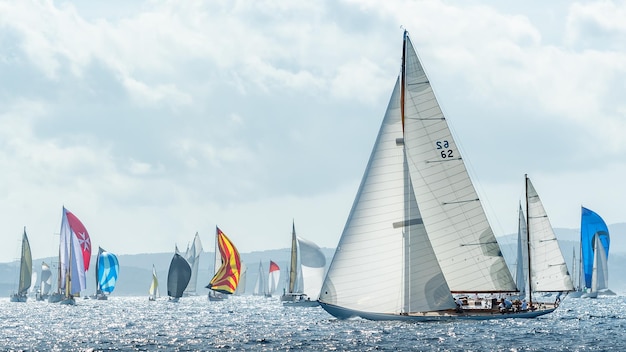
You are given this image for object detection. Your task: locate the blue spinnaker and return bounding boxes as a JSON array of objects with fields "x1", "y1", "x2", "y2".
[
  {"x1": 580, "y1": 207, "x2": 610, "y2": 289},
  {"x1": 97, "y1": 248, "x2": 120, "y2": 294}
]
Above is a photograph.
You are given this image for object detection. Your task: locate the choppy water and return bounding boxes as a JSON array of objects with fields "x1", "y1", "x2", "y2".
[{"x1": 1, "y1": 294, "x2": 625, "y2": 351}]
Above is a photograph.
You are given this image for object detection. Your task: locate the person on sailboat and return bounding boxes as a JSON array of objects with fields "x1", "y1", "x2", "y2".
[{"x1": 520, "y1": 299, "x2": 528, "y2": 312}]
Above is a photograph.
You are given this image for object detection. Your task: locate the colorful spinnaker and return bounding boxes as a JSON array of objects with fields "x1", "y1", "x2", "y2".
[
  {"x1": 268, "y1": 260, "x2": 280, "y2": 295},
  {"x1": 59, "y1": 207, "x2": 92, "y2": 304},
  {"x1": 206, "y1": 226, "x2": 241, "y2": 295},
  {"x1": 96, "y1": 247, "x2": 119, "y2": 296}
]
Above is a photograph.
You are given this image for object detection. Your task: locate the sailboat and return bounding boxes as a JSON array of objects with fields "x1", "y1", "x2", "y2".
[
  {"x1": 318, "y1": 31, "x2": 571, "y2": 321},
  {"x1": 148, "y1": 264, "x2": 160, "y2": 301},
  {"x1": 268, "y1": 260, "x2": 280, "y2": 296},
  {"x1": 281, "y1": 222, "x2": 326, "y2": 307},
  {"x1": 234, "y1": 263, "x2": 247, "y2": 296},
  {"x1": 253, "y1": 260, "x2": 269, "y2": 297},
  {"x1": 57, "y1": 207, "x2": 92, "y2": 305},
  {"x1": 524, "y1": 175, "x2": 575, "y2": 305},
  {"x1": 36, "y1": 262, "x2": 53, "y2": 301},
  {"x1": 183, "y1": 232, "x2": 203, "y2": 296},
  {"x1": 92, "y1": 247, "x2": 119, "y2": 300},
  {"x1": 580, "y1": 206, "x2": 615, "y2": 298},
  {"x1": 167, "y1": 249, "x2": 192, "y2": 302},
  {"x1": 206, "y1": 226, "x2": 242, "y2": 301},
  {"x1": 10, "y1": 228, "x2": 33, "y2": 303}
]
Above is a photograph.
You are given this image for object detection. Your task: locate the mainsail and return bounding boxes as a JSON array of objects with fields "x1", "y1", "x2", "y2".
[
  {"x1": 167, "y1": 252, "x2": 192, "y2": 299},
  {"x1": 183, "y1": 232, "x2": 203, "y2": 295},
  {"x1": 206, "y1": 226, "x2": 241, "y2": 295},
  {"x1": 149, "y1": 264, "x2": 160, "y2": 300},
  {"x1": 253, "y1": 260, "x2": 268, "y2": 296},
  {"x1": 11, "y1": 228, "x2": 33, "y2": 302},
  {"x1": 580, "y1": 206, "x2": 610, "y2": 291},
  {"x1": 96, "y1": 247, "x2": 120, "y2": 295},
  {"x1": 515, "y1": 204, "x2": 529, "y2": 299}
]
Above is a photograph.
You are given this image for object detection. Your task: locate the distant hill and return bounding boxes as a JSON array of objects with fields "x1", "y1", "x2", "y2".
[
  {"x1": 0, "y1": 248, "x2": 336, "y2": 297},
  {"x1": 2, "y1": 222, "x2": 625, "y2": 297}
]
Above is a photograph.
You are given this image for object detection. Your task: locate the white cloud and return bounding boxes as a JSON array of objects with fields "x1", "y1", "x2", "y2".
[{"x1": 0, "y1": 0, "x2": 625, "y2": 264}]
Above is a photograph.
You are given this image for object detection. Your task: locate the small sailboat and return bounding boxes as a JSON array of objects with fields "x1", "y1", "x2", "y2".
[
  {"x1": 580, "y1": 206, "x2": 615, "y2": 298},
  {"x1": 148, "y1": 264, "x2": 160, "y2": 301},
  {"x1": 318, "y1": 31, "x2": 572, "y2": 321},
  {"x1": 183, "y1": 232, "x2": 203, "y2": 296},
  {"x1": 167, "y1": 249, "x2": 192, "y2": 302},
  {"x1": 36, "y1": 262, "x2": 53, "y2": 301},
  {"x1": 253, "y1": 260, "x2": 269, "y2": 297},
  {"x1": 233, "y1": 263, "x2": 247, "y2": 296},
  {"x1": 10, "y1": 228, "x2": 33, "y2": 303},
  {"x1": 206, "y1": 226, "x2": 242, "y2": 301},
  {"x1": 281, "y1": 222, "x2": 325, "y2": 307},
  {"x1": 92, "y1": 247, "x2": 119, "y2": 300},
  {"x1": 268, "y1": 260, "x2": 280, "y2": 296},
  {"x1": 58, "y1": 207, "x2": 92, "y2": 305}
]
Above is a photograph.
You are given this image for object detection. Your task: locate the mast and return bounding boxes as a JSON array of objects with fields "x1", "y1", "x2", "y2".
[
  {"x1": 525, "y1": 174, "x2": 533, "y2": 306},
  {"x1": 400, "y1": 30, "x2": 407, "y2": 131},
  {"x1": 289, "y1": 221, "x2": 297, "y2": 294}
]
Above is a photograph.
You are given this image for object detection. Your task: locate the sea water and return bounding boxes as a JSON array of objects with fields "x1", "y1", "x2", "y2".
[{"x1": 1, "y1": 294, "x2": 625, "y2": 351}]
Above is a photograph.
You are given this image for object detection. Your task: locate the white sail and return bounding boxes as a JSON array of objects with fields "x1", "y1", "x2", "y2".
[
  {"x1": 184, "y1": 232, "x2": 203, "y2": 295},
  {"x1": 253, "y1": 261, "x2": 268, "y2": 296},
  {"x1": 297, "y1": 237, "x2": 325, "y2": 300},
  {"x1": 319, "y1": 36, "x2": 456, "y2": 313},
  {"x1": 149, "y1": 264, "x2": 160, "y2": 299},
  {"x1": 591, "y1": 235, "x2": 609, "y2": 292},
  {"x1": 525, "y1": 177, "x2": 574, "y2": 292},
  {"x1": 515, "y1": 204, "x2": 529, "y2": 298},
  {"x1": 401, "y1": 36, "x2": 516, "y2": 293},
  {"x1": 234, "y1": 263, "x2": 247, "y2": 295}
]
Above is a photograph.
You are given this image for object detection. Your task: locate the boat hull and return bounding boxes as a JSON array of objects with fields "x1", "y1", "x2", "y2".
[
  {"x1": 9, "y1": 294, "x2": 27, "y2": 303},
  {"x1": 319, "y1": 302, "x2": 556, "y2": 321},
  {"x1": 283, "y1": 300, "x2": 319, "y2": 308}
]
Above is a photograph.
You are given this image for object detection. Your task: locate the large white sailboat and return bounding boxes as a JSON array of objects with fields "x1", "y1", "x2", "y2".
[{"x1": 318, "y1": 31, "x2": 572, "y2": 321}]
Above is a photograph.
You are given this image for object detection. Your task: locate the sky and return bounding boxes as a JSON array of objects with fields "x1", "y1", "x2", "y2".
[{"x1": 1, "y1": 0, "x2": 625, "y2": 263}]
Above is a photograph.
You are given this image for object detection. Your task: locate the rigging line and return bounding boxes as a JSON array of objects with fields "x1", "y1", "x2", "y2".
[{"x1": 443, "y1": 198, "x2": 479, "y2": 205}]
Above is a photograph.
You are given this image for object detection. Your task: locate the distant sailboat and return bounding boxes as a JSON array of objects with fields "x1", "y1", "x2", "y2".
[
  {"x1": 253, "y1": 260, "x2": 269, "y2": 297},
  {"x1": 183, "y1": 232, "x2": 203, "y2": 296},
  {"x1": 268, "y1": 261, "x2": 280, "y2": 296},
  {"x1": 317, "y1": 31, "x2": 572, "y2": 321},
  {"x1": 36, "y1": 262, "x2": 53, "y2": 301},
  {"x1": 580, "y1": 206, "x2": 614, "y2": 298},
  {"x1": 206, "y1": 226, "x2": 242, "y2": 301},
  {"x1": 234, "y1": 263, "x2": 247, "y2": 296},
  {"x1": 281, "y1": 222, "x2": 325, "y2": 307},
  {"x1": 10, "y1": 228, "x2": 32, "y2": 303},
  {"x1": 92, "y1": 247, "x2": 119, "y2": 300},
  {"x1": 167, "y1": 250, "x2": 192, "y2": 302},
  {"x1": 149, "y1": 264, "x2": 160, "y2": 301},
  {"x1": 58, "y1": 207, "x2": 92, "y2": 305}
]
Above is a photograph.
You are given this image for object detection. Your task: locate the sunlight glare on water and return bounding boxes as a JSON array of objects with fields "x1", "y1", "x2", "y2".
[{"x1": 1, "y1": 295, "x2": 625, "y2": 351}]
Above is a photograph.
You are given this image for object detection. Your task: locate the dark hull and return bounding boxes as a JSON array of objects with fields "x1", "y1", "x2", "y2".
[{"x1": 319, "y1": 301, "x2": 555, "y2": 321}]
